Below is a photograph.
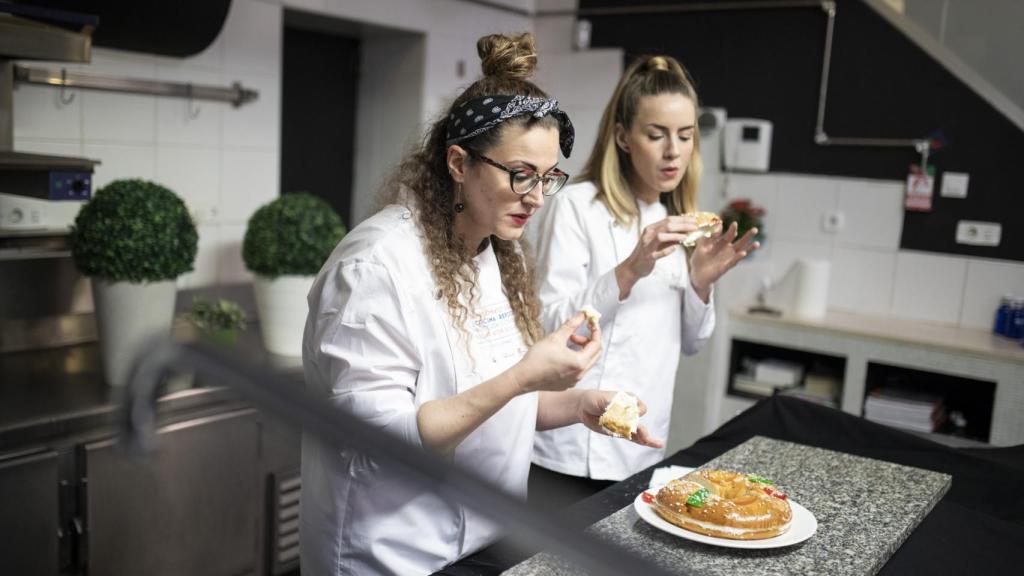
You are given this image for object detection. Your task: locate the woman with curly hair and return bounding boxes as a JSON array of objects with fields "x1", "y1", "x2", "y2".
[
  {"x1": 300, "y1": 33, "x2": 661, "y2": 576},
  {"x1": 528, "y1": 54, "x2": 759, "y2": 505}
]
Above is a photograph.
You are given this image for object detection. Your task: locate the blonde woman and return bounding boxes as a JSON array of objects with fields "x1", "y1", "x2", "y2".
[
  {"x1": 529, "y1": 55, "x2": 758, "y2": 502},
  {"x1": 300, "y1": 34, "x2": 661, "y2": 576}
]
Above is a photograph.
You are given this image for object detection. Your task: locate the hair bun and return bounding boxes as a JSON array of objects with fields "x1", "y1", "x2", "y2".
[
  {"x1": 646, "y1": 56, "x2": 670, "y2": 72},
  {"x1": 478, "y1": 33, "x2": 537, "y2": 80}
]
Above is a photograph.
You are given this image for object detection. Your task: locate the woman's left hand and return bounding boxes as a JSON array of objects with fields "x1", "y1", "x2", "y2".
[
  {"x1": 689, "y1": 222, "x2": 760, "y2": 302},
  {"x1": 577, "y1": 390, "x2": 664, "y2": 448}
]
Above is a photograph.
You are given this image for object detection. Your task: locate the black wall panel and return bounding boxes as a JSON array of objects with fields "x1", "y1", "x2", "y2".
[{"x1": 579, "y1": 0, "x2": 1023, "y2": 262}]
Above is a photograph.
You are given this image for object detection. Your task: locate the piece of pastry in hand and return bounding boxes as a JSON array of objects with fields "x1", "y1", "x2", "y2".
[
  {"x1": 580, "y1": 304, "x2": 601, "y2": 329},
  {"x1": 682, "y1": 211, "x2": 723, "y2": 247},
  {"x1": 598, "y1": 391, "x2": 639, "y2": 439}
]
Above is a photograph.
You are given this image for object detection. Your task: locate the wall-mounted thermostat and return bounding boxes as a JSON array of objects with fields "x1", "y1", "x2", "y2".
[{"x1": 723, "y1": 118, "x2": 773, "y2": 172}]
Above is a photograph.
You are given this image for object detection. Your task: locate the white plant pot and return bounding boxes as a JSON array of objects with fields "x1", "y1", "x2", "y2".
[
  {"x1": 253, "y1": 275, "x2": 314, "y2": 357},
  {"x1": 92, "y1": 278, "x2": 177, "y2": 388}
]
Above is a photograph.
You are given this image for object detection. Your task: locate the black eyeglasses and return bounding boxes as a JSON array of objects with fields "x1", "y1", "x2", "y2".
[{"x1": 467, "y1": 149, "x2": 569, "y2": 197}]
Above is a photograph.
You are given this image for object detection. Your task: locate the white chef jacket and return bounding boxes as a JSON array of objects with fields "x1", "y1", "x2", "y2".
[
  {"x1": 300, "y1": 204, "x2": 537, "y2": 576},
  {"x1": 529, "y1": 181, "x2": 715, "y2": 481}
]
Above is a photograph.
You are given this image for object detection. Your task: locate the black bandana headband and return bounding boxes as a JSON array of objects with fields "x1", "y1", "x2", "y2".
[{"x1": 445, "y1": 95, "x2": 575, "y2": 158}]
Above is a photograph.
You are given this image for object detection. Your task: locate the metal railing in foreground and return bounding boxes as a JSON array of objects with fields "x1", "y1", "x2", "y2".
[{"x1": 119, "y1": 338, "x2": 683, "y2": 576}]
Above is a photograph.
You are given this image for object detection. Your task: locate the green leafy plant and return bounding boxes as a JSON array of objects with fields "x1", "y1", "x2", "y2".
[
  {"x1": 70, "y1": 179, "x2": 198, "y2": 282},
  {"x1": 189, "y1": 297, "x2": 248, "y2": 332},
  {"x1": 719, "y1": 198, "x2": 766, "y2": 242},
  {"x1": 242, "y1": 193, "x2": 346, "y2": 278}
]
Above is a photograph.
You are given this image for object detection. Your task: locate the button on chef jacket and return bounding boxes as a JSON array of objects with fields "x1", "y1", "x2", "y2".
[
  {"x1": 301, "y1": 204, "x2": 536, "y2": 576},
  {"x1": 527, "y1": 182, "x2": 715, "y2": 481}
]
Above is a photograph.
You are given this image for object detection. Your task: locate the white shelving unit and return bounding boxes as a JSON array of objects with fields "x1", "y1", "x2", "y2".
[{"x1": 723, "y1": 308, "x2": 1024, "y2": 446}]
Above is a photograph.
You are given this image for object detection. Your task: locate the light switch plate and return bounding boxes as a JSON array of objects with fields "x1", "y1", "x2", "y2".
[
  {"x1": 955, "y1": 220, "x2": 1000, "y2": 246},
  {"x1": 941, "y1": 172, "x2": 969, "y2": 198}
]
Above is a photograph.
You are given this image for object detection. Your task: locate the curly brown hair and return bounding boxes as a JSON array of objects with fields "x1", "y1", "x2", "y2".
[{"x1": 383, "y1": 33, "x2": 559, "y2": 347}]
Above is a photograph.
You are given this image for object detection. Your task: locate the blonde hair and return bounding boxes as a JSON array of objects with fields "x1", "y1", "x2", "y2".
[
  {"x1": 383, "y1": 33, "x2": 554, "y2": 346},
  {"x1": 580, "y1": 55, "x2": 703, "y2": 228}
]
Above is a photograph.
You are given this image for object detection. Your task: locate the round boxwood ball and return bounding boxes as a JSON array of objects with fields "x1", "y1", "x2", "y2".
[
  {"x1": 70, "y1": 179, "x2": 198, "y2": 283},
  {"x1": 242, "y1": 193, "x2": 346, "y2": 278}
]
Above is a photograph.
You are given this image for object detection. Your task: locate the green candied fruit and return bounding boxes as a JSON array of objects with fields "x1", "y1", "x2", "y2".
[
  {"x1": 747, "y1": 475, "x2": 774, "y2": 485},
  {"x1": 686, "y1": 488, "x2": 710, "y2": 508}
]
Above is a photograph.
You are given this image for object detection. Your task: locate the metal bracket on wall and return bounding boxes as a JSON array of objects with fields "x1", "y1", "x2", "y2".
[
  {"x1": 812, "y1": 1, "x2": 931, "y2": 164},
  {"x1": 12, "y1": 64, "x2": 258, "y2": 108}
]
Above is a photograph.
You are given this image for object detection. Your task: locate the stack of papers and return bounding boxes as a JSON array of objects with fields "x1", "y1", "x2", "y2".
[{"x1": 863, "y1": 388, "x2": 946, "y2": 433}]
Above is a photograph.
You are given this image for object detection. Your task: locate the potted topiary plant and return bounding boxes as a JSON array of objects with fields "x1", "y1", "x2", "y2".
[
  {"x1": 243, "y1": 193, "x2": 346, "y2": 356},
  {"x1": 70, "y1": 178, "x2": 198, "y2": 387}
]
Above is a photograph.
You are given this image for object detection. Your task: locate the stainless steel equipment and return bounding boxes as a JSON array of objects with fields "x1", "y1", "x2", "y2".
[{"x1": 0, "y1": 8, "x2": 100, "y2": 353}]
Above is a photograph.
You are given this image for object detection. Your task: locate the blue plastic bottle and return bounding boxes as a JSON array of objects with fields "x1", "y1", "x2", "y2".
[
  {"x1": 994, "y1": 295, "x2": 1013, "y2": 336},
  {"x1": 1010, "y1": 298, "x2": 1024, "y2": 340}
]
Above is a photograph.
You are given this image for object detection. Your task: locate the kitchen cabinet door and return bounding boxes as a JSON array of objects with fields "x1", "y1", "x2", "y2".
[
  {"x1": 83, "y1": 408, "x2": 260, "y2": 576},
  {"x1": 0, "y1": 449, "x2": 59, "y2": 575}
]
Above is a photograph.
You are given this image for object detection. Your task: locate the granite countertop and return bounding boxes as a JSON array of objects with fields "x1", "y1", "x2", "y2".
[
  {"x1": 504, "y1": 436, "x2": 951, "y2": 576},
  {"x1": 731, "y1": 307, "x2": 1024, "y2": 364}
]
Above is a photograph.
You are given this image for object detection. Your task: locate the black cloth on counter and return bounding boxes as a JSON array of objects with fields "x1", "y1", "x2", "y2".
[
  {"x1": 436, "y1": 396, "x2": 1024, "y2": 575},
  {"x1": 526, "y1": 463, "x2": 615, "y2": 511}
]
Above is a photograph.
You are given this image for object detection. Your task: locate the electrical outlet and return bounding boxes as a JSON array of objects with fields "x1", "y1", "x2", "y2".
[
  {"x1": 941, "y1": 172, "x2": 969, "y2": 198},
  {"x1": 955, "y1": 220, "x2": 1001, "y2": 246},
  {"x1": 822, "y1": 210, "x2": 844, "y2": 234}
]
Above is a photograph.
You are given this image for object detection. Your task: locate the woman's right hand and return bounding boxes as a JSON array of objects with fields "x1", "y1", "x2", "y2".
[
  {"x1": 509, "y1": 313, "x2": 602, "y2": 394},
  {"x1": 615, "y1": 215, "x2": 695, "y2": 299}
]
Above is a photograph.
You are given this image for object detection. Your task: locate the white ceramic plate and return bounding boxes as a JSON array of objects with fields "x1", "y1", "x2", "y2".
[{"x1": 633, "y1": 492, "x2": 817, "y2": 549}]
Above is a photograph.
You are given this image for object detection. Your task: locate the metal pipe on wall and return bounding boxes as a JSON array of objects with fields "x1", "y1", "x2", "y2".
[
  {"x1": 12, "y1": 65, "x2": 259, "y2": 108},
  {"x1": 535, "y1": 0, "x2": 930, "y2": 157}
]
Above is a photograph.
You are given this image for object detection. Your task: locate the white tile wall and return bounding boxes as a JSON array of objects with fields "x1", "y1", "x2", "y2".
[
  {"x1": 155, "y1": 67, "x2": 223, "y2": 147},
  {"x1": 81, "y1": 90, "x2": 157, "y2": 144},
  {"x1": 222, "y1": 0, "x2": 282, "y2": 76},
  {"x1": 179, "y1": 224, "x2": 222, "y2": 289},
  {"x1": 772, "y1": 174, "x2": 839, "y2": 243},
  {"x1": 156, "y1": 147, "x2": 222, "y2": 216},
  {"x1": 891, "y1": 250, "x2": 969, "y2": 324},
  {"x1": 220, "y1": 148, "x2": 279, "y2": 223},
  {"x1": 716, "y1": 172, "x2": 1024, "y2": 331},
  {"x1": 767, "y1": 238, "x2": 834, "y2": 286},
  {"x1": 221, "y1": 72, "x2": 280, "y2": 149},
  {"x1": 959, "y1": 258, "x2": 1024, "y2": 330},
  {"x1": 533, "y1": 49, "x2": 623, "y2": 178},
  {"x1": 829, "y1": 247, "x2": 897, "y2": 315},
  {"x1": 835, "y1": 180, "x2": 904, "y2": 250},
  {"x1": 217, "y1": 223, "x2": 253, "y2": 284},
  {"x1": 12, "y1": 80, "x2": 82, "y2": 141},
  {"x1": 81, "y1": 51, "x2": 158, "y2": 144},
  {"x1": 13, "y1": 138, "x2": 82, "y2": 157},
  {"x1": 82, "y1": 143, "x2": 157, "y2": 189},
  {"x1": 717, "y1": 258, "x2": 774, "y2": 307}
]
